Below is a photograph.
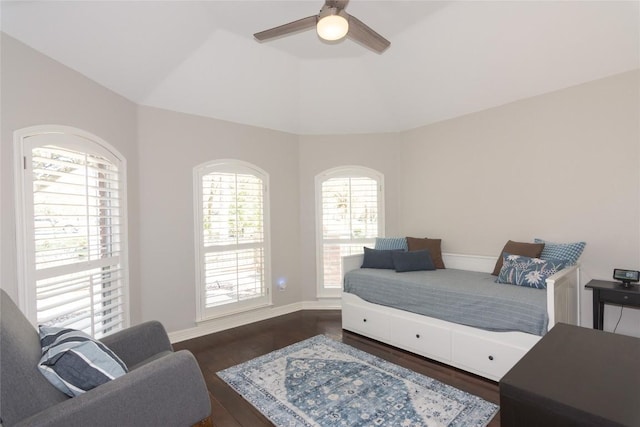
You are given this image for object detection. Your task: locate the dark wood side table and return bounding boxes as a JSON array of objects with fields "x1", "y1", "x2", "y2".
[
  {"x1": 500, "y1": 323, "x2": 640, "y2": 427},
  {"x1": 585, "y1": 279, "x2": 640, "y2": 330}
]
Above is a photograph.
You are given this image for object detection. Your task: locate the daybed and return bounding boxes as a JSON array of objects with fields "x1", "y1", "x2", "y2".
[{"x1": 341, "y1": 252, "x2": 580, "y2": 381}]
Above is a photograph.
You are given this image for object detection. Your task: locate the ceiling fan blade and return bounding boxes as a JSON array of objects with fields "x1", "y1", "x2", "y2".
[
  {"x1": 254, "y1": 15, "x2": 317, "y2": 41},
  {"x1": 347, "y1": 14, "x2": 390, "y2": 53}
]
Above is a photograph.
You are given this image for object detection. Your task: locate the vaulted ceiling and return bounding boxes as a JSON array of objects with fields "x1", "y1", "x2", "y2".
[{"x1": 2, "y1": 1, "x2": 638, "y2": 135}]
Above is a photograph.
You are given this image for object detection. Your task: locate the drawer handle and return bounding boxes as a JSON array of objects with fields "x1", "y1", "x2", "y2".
[
  {"x1": 488, "y1": 355, "x2": 494, "y2": 361},
  {"x1": 416, "y1": 334, "x2": 420, "y2": 339},
  {"x1": 624, "y1": 296, "x2": 629, "y2": 300},
  {"x1": 363, "y1": 318, "x2": 367, "y2": 323}
]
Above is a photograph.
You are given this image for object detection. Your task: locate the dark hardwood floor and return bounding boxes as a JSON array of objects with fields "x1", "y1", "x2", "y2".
[{"x1": 174, "y1": 310, "x2": 500, "y2": 426}]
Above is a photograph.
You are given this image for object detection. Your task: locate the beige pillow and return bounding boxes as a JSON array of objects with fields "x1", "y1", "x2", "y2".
[
  {"x1": 491, "y1": 240, "x2": 545, "y2": 276},
  {"x1": 406, "y1": 237, "x2": 445, "y2": 269}
]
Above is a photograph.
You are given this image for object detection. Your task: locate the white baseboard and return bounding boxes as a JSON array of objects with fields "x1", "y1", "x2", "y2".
[
  {"x1": 168, "y1": 298, "x2": 341, "y2": 343},
  {"x1": 301, "y1": 298, "x2": 342, "y2": 310}
]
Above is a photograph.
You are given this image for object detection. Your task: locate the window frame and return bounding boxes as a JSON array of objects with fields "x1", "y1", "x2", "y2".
[
  {"x1": 193, "y1": 159, "x2": 272, "y2": 321},
  {"x1": 13, "y1": 125, "x2": 130, "y2": 335},
  {"x1": 315, "y1": 166, "x2": 384, "y2": 298}
]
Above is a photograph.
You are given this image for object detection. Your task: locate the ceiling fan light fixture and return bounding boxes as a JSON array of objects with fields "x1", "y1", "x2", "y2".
[
  {"x1": 254, "y1": 1, "x2": 389, "y2": 53},
  {"x1": 316, "y1": 7, "x2": 349, "y2": 41}
]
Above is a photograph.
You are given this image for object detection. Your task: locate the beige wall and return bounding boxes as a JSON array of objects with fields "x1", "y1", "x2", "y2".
[
  {"x1": 137, "y1": 106, "x2": 300, "y2": 331},
  {"x1": 399, "y1": 70, "x2": 640, "y2": 335},
  {"x1": 0, "y1": 35, "x2": 142, "y2": 322},
  {"x1": 3, "y1": 31, "x2": 639, "y2": 337}
]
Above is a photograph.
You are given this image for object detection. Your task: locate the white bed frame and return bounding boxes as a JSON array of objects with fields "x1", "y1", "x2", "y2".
[{"x1": 341, "y1": 253, "x2": 580, "y2": 381}]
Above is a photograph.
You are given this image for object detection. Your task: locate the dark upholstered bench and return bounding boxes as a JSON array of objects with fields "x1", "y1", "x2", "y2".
[{"x1": 500, "y1": 323, "x2": 640, "y2": 427}]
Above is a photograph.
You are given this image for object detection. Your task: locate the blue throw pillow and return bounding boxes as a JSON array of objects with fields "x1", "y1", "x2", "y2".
[
  {"x1": 534, "y1": 238, "x2": 586, "y2": 265},
  {"x1": 361, "y1": 247, "x2": 397, "y2": 269},
  {"x1": 497, "y1": 253, "x2": 568, "y2": 289},
  {"x1": 392, "y1": 250, "x2": 435, "y2": 272},
  {"x1": 374, "y1": 237, "x2": 408, "y2": 251},
  {"x1": 38, "y1": 326, "x2": 128, "y2": 397}
]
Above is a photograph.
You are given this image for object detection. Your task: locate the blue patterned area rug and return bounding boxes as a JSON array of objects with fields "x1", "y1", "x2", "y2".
[{"x1": 217, "y1": 335, "x2": 498, "y2": 427}]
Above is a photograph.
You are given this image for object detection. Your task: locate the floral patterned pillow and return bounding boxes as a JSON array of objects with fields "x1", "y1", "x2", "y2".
[{"x1": 497, "y1": 253, "x2": 568, "y2": 289}]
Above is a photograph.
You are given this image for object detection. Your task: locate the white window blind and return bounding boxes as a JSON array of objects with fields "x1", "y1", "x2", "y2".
[
  {"x1": 316, "y1": 168, "x2": 383, "y2": 295},
  {"x1": 16, "y1": 128, "x2": 128, "y2": 338},
  {"x1": 195, "y1": 161, "x2": 270, "y2": 319}
]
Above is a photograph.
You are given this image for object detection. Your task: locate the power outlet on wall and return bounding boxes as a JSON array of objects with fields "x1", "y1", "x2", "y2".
[{"x1": 277, "y1": 278, "x2": 287, "y2": 291}]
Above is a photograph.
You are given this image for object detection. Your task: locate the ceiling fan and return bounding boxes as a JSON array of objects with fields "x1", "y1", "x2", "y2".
[{"x1": 253, "y1": 0, "x2": 390, "y2": 53}]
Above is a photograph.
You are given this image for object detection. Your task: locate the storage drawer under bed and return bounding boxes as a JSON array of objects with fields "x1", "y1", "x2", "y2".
[
  {"x1": 342, "y1": 302, "x2": 391, "y2": 342},
  {"x1": 452, "y1": 331, "x2": 529, "y2": 380},
  {"x1": 391, "y1": 315, "x2": 452, "y2": 362}
]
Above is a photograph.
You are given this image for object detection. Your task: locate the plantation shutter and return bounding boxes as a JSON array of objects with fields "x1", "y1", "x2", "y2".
[
  {"x1": 196, "y1": 162, "x2": 270, "y2": 319},
  {"x1": 20, "y1": 130, "x2": 128, "y2": 339},
  {"x1": 320, "y1": 174, "x2": 381, "y2": 289}
]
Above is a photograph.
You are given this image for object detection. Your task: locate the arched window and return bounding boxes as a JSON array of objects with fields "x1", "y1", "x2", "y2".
[
  {"x1": 315, "y1": 166, "x2": 384, "y2": 297},
  {"x1": 14, "y1": 126, "x2": 129, "y2": 338},
  {"x1": 194, "y1": 160, "x2": 271, "y2": 320}
]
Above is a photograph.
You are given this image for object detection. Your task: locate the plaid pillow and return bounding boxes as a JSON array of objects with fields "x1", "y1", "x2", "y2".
[
  {"x1": 374, "y1": 237, "x2": 408, "y2": 251},
  {"x1": 534, "y1": 239, "x2": 586, "y2": 265}
]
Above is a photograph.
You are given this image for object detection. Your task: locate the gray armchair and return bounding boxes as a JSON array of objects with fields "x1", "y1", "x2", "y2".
[{"x1": 0, "y1": 289, "x2": 212, "y2": 427}]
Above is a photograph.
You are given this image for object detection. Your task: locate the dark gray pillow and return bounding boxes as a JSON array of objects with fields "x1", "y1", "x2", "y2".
[
  {"x1": 361, "y1": 247, "x2": 396, "y2": 269},
  {"x1": 392, "y1": 250, "x2": 435, "y2": 272}
]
